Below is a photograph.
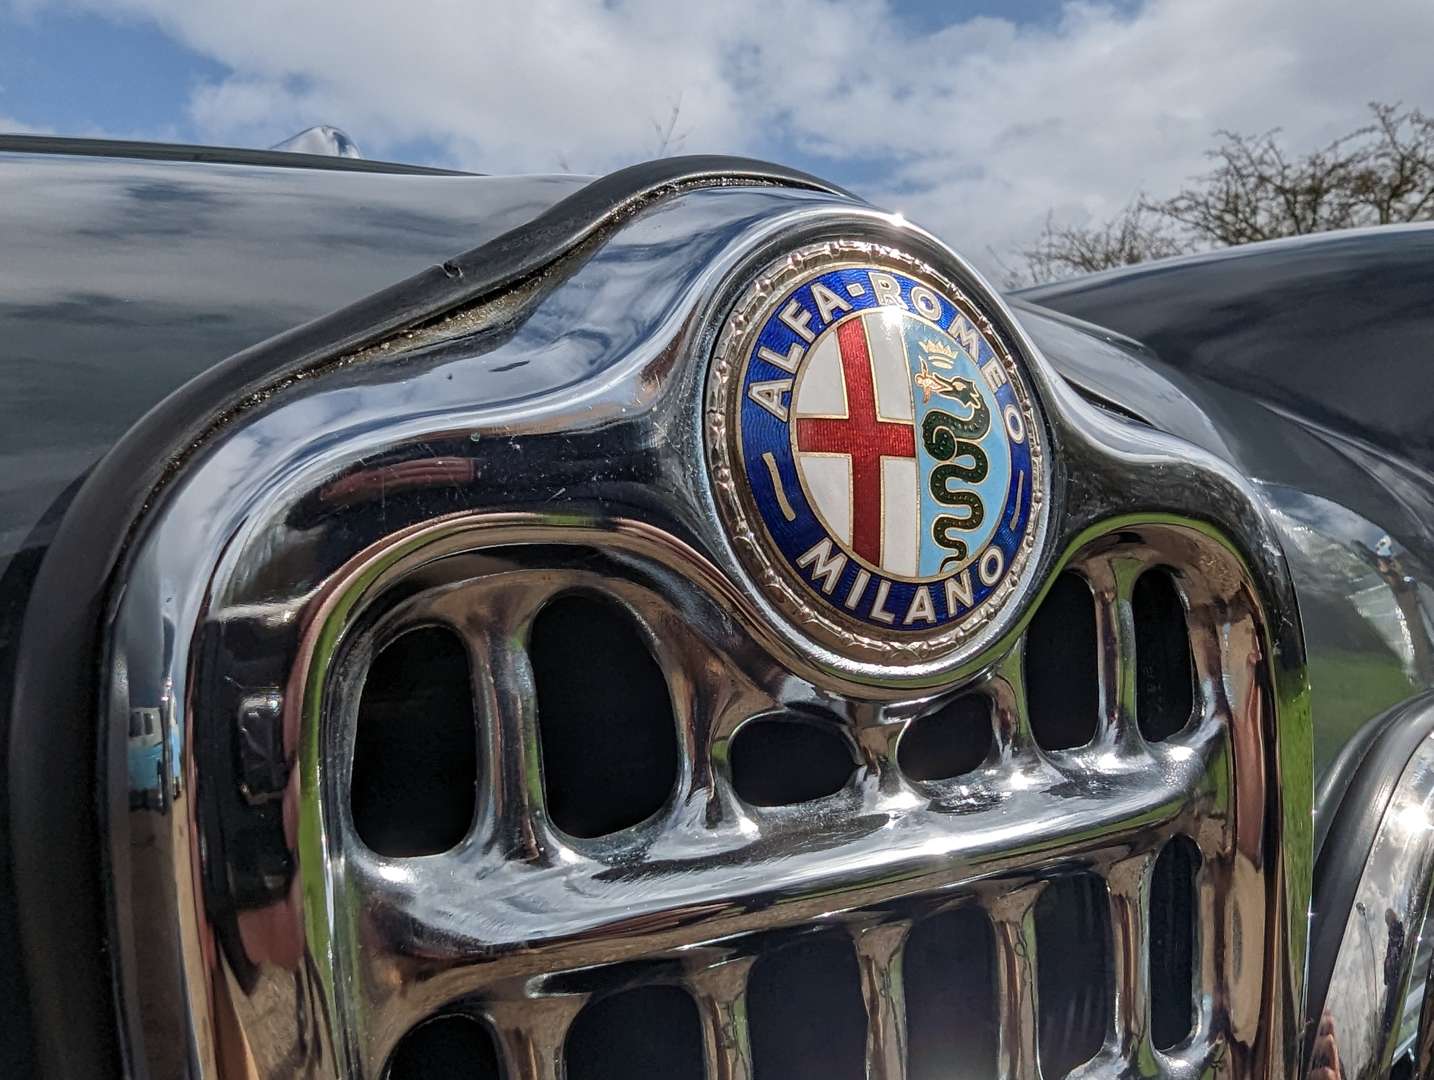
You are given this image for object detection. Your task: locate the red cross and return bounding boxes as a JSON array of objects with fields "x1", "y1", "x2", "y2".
[{"x1": 795, "y1": 318, "x2": 916, "y2": 566}]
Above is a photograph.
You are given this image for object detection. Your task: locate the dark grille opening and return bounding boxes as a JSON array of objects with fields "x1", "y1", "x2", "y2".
[
  {"x1": 1150, "y1": 836, "x2": 1201, "y2": 1050},
  {"x1": 566, "y1": 985, "x2": 705, "y2": 1080},
  {"x1": 352, "y1": 628, "x2": 478, "y2": 856},
  {"x1": 749, "y1": 934, "x2": 867, "y2": 1080},
  {"x1": 385, "y1": 1014, "x2": 499, "y2": 1080},
  {"x1": 531, "y1": 594, "x2": 678, "y2": 838},
  {"x1": 1134, "y1": 569, "x2": 1196, "y2": 742},
  {"x1": 729, "y1": 713, "x2": 856, "y2": 806},
  {"x1": 904, "y1": 906, "x2": 998, "y2": 1079},
  {"x1": 1026, "y1": 572, "x2": 1099, "y2": 751},
  {"x1": 898, "y1": 695, "x2": 993, "y2": 781},
  {"x1": 1036, "y1": 874, "x2": 1112, "y2": 1077}
]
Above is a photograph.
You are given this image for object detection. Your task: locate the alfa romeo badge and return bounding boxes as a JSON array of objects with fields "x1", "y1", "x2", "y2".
[{"x1": 706, "y1": 240, "x2": 1047, "y2": 661}]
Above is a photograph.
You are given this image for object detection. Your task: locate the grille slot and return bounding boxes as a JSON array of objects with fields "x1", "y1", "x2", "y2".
[
  {"x1": 1150, "y1": 835, "x2": 1201, "y2": 1050},
  {"x1": 748, "y1": 934, "x2": 868, "y2": 1080},
  {"x1": 316, "y1": 522, "x2": 1287, "y2": 1078},
  {"x1": 728, "y1": 712, "x2": 857, "y2": 806},
  {"x1": 350, "y1": 627, "x2": 477, "y2": 856},
  {"x1": 566, "y1": 985, "x2": 705, "y2": 1080},
  {"x1": 1036, "y1": 874, "x2": 1114, "y2": 1077},
  {"x1": 904, "y1": 906, "x2": 998, "y2": 1079},
  {"x1": 1025, "y1": 571, "x2": 1100, "y2": 751},
  {"x1": 1134, "y1": 568, "x2": 1197, "y2": 743},
  {"x1": 898, "y1": 694, "x2": 993, "y2": 782},
  {"x1": 531, "y1": 593, "x2": 678, "y2": 838}
]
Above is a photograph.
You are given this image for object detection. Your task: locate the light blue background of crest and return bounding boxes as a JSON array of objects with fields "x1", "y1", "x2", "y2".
[{"x1": 905, "y1": 317, "x2": 1012, "y2": 577}]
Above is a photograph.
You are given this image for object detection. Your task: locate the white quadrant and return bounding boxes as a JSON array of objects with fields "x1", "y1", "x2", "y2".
[
  {"x1": 881, "y1": 456, "x2": 919, "y2": 576},
  {"x1": 797, "y1": 453, "x2": 852, "y2": 545}
]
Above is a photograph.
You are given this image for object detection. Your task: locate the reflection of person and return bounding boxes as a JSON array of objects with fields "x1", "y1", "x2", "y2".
[
  {"x1": 1373, "y1": 534, "x2": 1434, "y2": 685},
  {"x1": 1309, "y1": 1008, "x2": 1343, "y2": 1080},
  {"x1": 1386, "y1": 908, "x2": 1406, "y2": 991}
]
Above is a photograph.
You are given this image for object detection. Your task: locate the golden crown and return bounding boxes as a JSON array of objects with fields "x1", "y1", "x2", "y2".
[{"x1": 919, "y1": 338, "x2": 958, "y2": 363}]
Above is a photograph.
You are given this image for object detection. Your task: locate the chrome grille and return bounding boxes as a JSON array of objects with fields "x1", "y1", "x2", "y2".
[
  {"x1": 96, "y1": 176, "x2": 1308, "y2": 1080},
  {"x1": 314, "y1": 518, "x2": 1272, "y2": 1078}
]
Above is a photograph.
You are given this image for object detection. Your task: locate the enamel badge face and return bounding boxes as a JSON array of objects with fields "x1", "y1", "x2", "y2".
[{"x1": 706, "y1": 241, "x2": 1046, "y2": 661}]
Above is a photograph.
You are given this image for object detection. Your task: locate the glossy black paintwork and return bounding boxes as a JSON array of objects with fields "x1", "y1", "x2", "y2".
[
  {"x1": 0, "y1": 150, "x2": 586, "y2": 583},
  {"x1": 1021, "y1": 224, "x2": 1434, "y2": 470}
]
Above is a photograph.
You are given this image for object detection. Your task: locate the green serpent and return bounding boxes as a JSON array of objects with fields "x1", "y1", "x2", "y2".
[{"x1": 920, "y1": 377, "x2": 992, "y2": 570}]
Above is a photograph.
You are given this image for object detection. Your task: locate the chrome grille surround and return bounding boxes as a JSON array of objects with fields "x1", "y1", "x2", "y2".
[{"x1": 99, "y1": 178, "x2": 1310, "y2": 1078}]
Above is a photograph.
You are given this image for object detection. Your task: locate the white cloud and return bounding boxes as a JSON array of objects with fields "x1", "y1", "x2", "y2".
[
  {"x1": 0, "y1": 113, "x2": 47, "y2": 135},
  {"x1": 19, "y1": 0, "x2": 1434, "y2": 272}
]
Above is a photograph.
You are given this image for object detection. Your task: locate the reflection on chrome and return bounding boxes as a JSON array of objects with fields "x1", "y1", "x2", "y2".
[{"x1": 1317, "y1": 707, "x2": 1434, "y2": 1079}]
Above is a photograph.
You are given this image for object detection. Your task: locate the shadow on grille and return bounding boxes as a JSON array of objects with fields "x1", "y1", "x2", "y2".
[
  {"x1": 1026, "y1": 572, "x2": 1099, "y2": 751},
  {"x1": 351, "y1": 628, "x2": 478, "y2": 856},
  {"x1": 385, "y1": 1014, "x2": 499, "y2": 1079},
  {"x1": 898, "y1": 695, "x2": 993, "y2": 781},
  {"x1": 1134, "y1": 569, "x2": 1196, "y2": 742},
  {"x1": 1150, "y1": 836, "x2": 1201, "y2": 1050},
  {"x1": 566, "y1": 985, "x2": 705, "y2": 1080},
  {"x1": 749, "y1": 934, "x2": 867, "y2": 1079},
  {"x1": 905, "y1": 906, "x2": 998, "y2": 1078},
  {"x1": 531, "y1": 594, "x2": 678, "y2": 838},
  {"x1": 729, "y1": 713, "x2": 857, "y2": 806},
  {"x1": 1036, "y1": 874, "x2": 1112, "y2": 1077}
]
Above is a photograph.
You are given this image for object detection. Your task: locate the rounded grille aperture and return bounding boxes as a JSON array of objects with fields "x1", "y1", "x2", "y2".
[
  {"x1": 531, "y1": 593, "x2": 678, "y2": 838},
  {"x1": 351, "y1": 627, "x2": 477, "y2": 857}
]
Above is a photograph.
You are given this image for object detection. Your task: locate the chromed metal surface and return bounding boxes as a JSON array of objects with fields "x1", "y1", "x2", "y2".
[
  {"x1": 1263, "y1": 486, "x2": 1434, "y2": 778},
  {"x1": 313, "y1": 519, "x2": 1278, "y2": 1080},
  {"x1": 98, "y1": 180, "x2": 1310, "y2": 1077},
  {"x1": 1312, "y1": 698, "x2": 1434, "y2": 1079}
]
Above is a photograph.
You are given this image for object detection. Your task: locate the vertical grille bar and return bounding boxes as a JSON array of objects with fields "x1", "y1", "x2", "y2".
[
  {"x1": 650, "y1": 631, "x2": 761, "y2": 831},
  {"x1": 487, "y1": 994, "x2": 589, "y2": 1080},
  {"x1": 990, "y1": 642, "x2": 1035, "y2": 763},
  {"x1": 989, "y1": 883, "x2": 1047, "y2": 1080},
  {"x1": 1191, "y1": 842, "x2": 1222, "y2": 1051},
  {"x1": 687, "y1": 955, "x2": 756, "y2": 1080},
  {"x1": 851, "y1": 920, "x2": 912, "y2": 1079},
  {"x1": 461, "y1": 604, "x2": 550, "y2": 859},
  {"x1": 1108, "y1": 850, "x2": 1156, "y2": 1065},
  {"x1": 1086, "y1": 556, "x2": 1141, "y2": 751}
]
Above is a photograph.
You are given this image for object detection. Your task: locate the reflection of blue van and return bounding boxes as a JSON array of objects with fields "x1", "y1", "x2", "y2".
[{"x1": 126, "y1": 707, "x2": 164, "y2": 811}]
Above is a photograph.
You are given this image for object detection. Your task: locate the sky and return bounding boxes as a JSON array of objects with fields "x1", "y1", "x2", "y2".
[{"x1": 3, "y1": 0, "x2": 1434, "y2": 274}]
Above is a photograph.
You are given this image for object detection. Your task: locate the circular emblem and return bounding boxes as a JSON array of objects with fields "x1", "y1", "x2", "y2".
[{"x1": 706, "y1": 241, "x2": 1046, "y2": 660}]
